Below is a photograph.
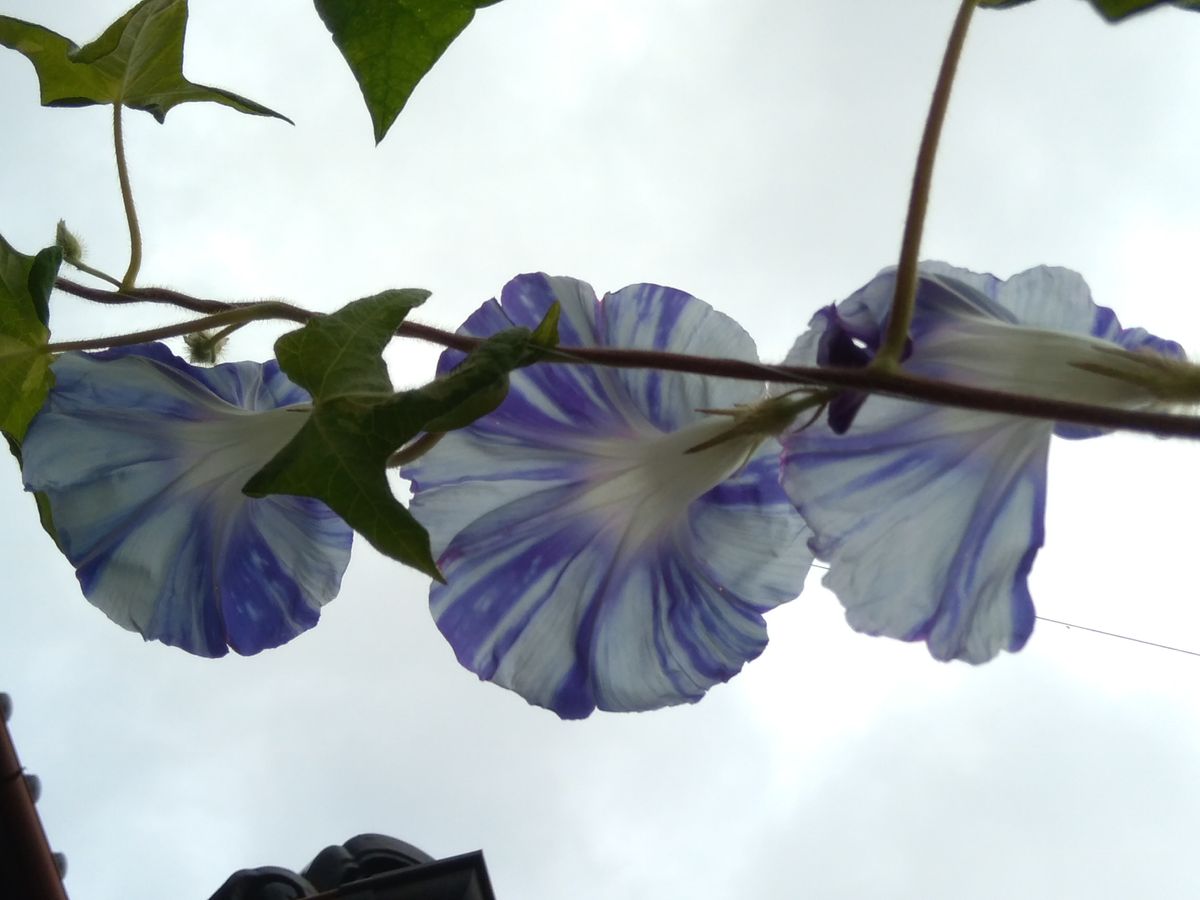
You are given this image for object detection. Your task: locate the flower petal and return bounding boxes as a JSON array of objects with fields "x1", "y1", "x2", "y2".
[
  {"x1": 685, "y1": 449, "x2": 812, "y2": 607},
  {"x1": 781, "y1": 399, "x2": 1044, "y2": 663},
  {"x1": 600, "y1": 281, "x2": 763, "y2": 430},
  {"x1": 408, "y1": 273, "x2": 775, "y2": 554},
  {"x1": 430, "y1": 480, "x2": 790, "y2": 718},
  {"x1": 780, "y1": 260, "x2": 1184, "y2": 664},
  {"x1": 22, "y1": 345, "x2": 353, "y2": 657},
  {"x1": 406, "y1": 274, "x2": 810, "y2": 715},
  {"x1": 433, "y1": 273, "x2": 765, "y2": 437},
  {"x1": 436, "y1": 274, "x2": 633, "y2": 438},
  {"x1": 407, "y1": 427, "x2": 586, "y2": 556}
]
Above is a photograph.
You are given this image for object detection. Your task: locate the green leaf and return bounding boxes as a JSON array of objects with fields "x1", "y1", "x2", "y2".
[
  {"x1": 419, "y1": 327, "x2": 536, "y2": 433},
  {"x1": 244, "y1": 288, "x2": 536, "y2": 579},
  {"x1": 980, "y1": 0, "x2": 1200, "y2": 21},
  {"x1": 5, "y1": 435, "x2": 61, "y2": 550},
  {"x1": 0, "y1": 234, "x2": 57, "y2": 443},
  {"x1": 0, "y1": 0, "x2": 290, "y2": 123},
  {"x1": 26, "y1": 246, "x2": 61, "y2": 328},
  {"x1": 273, "y1": 288, "x2": 430, "y2": 398},
  {"x1": 313, "y1": 0, "x2": 504, "y2": 143}
]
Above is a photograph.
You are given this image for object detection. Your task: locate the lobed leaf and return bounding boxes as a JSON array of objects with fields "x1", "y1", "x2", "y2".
[
  {"x1": 273, "y1": 288, "x2": 430, "y2": 398},
  {"x1": 246, "y1": 288, "x2": 537, "y2": 579},
  {"x1": 0, "y1": 0, "x2": 290, "y2": 123}
]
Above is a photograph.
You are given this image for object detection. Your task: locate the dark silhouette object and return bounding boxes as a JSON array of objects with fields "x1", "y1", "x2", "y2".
[
  {"x1": 208, "y1": 834, "x2": 495, "y2": 900},
  {"x1": 0, "y1": 691, "x2": 69, "y2": 900},
  {"x1": 2, "y1": 688, "x2": 495, "y2": 900},
  {"x1": 303, "y1": 834, "x2": 434, "y2": 889}
]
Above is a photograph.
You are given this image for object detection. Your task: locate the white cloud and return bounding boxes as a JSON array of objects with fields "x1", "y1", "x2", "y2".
[{"x1": 3, "y1": 1, "x2": 1200, "y2": 898}]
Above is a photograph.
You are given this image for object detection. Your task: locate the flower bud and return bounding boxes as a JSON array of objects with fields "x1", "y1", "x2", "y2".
[
  {"x1": 184, "y1": 330, "x2": 229, "y2": 365},
  {"x1": 55, "y1": 220, "x2": 83, "y2": 264}
]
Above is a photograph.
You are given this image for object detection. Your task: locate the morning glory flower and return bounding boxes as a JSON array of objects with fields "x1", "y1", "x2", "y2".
[
  {"x1": 21, "y1": 343, "x2": 353, "y2": 657},
  {"x1": 403, "y1": 273, "x2": 811, "y2": 718},
  {"x1": 780, "y1": 262, "x2": 1187, "y2": 664}
]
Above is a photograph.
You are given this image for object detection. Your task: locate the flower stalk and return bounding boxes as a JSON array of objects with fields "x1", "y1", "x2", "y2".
[
  {"x1": 113, "y1": 104, "x2": 143, "y2": 291},
  {"x1": 874, "y1": 0, "x2": 978, "y2": 369}
]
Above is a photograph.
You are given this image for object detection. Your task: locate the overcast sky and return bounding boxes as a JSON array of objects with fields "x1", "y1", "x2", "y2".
[{"x1": 3, "y1": 1, "x2": 1200, "y2": 897}]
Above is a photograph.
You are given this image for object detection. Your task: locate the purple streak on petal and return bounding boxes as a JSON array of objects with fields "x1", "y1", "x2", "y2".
[
  {"x1": 437, "y1": 276, "x2": 633, "y2": 437},
  {"x1": 408, "y1": 274, "x2": 811, "y2": 716},
  {"x1": 903, "y1": 435, "x2": 1043, "y2": 657},
  {"x1": 22, "y1": 343, "x2": 352, "y2": 657},
  {"x1": 431, "y1": 485, "x2": 620, "y2": 717},
  {"x1": 218, "y1": 495, "x2": 352, "y2": 655},
  {"x1": 602, "y1": 282, "x2": 763, "y2": 432},
  {"x1": 218, "y1": 505, "x2": 320, "y2": 655},
  {"x1": 434, "y1": 297, "x2": 515, "y2": 376},
  {"x1": 585, "y1": 547, "x2": 775, "y2": 711},
  {"x1": 782, "y1": 397, "x2": 1048, "y2": 663},
  {"x1": 71, "y1": 498, "x2": 228, "y2": 656},
  {"x1": 687, "y1": 447, "x2": 812, "y2": 613},
  {"x1": 428, "y1": 457, "x2": 801, "y2": 717}
]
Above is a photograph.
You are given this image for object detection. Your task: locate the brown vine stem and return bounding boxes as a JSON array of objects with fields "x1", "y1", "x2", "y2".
[
  {"x1": 45, "y1": 302, "x2": 307, "y2": 353},
  {"x1": 875, "y1": 0, "x2": 977, "y2": 369},
  {"x1": 52, "y1": 275, "x2": 1200, "y2": 439}
]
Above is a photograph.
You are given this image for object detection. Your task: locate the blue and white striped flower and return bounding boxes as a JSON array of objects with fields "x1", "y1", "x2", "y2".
[
  {"x1": 403, "y1": 273, "x2": 811, "y2": 718},
  {"x1": 781, "y1": 262, "x2": 1187, "y2": 664},
  {"x1": 21, "y1": 343, "x2": 353, "y2": 657}
]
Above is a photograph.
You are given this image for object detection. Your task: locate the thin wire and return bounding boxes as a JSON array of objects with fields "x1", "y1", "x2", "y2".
[
  {"x1": 1032, "y1": 616, "x2": 1200, "y2": 659},
  {"x1": 807, "y1": 562, "x2": 1200, "y2": 659}
]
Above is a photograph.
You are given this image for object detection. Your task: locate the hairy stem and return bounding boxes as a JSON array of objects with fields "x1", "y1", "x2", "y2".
[
  {"x1": 113, "y1": 104, "x2": 143, "y2": 290},
  {"x1": 50, "y1": 276, "x2": 1200, "y2": 439},
  {"x1": 875, "y1": 0, "x2": 977, "y2": 368},
  {"x1": 45, "y1": 303, "x2": 305, "y2": 353},
  {"x1": 67, "y1": 259, "x2": 123, "y2": 288}
]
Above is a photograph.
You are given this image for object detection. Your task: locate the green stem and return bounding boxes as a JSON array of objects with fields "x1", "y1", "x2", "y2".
[
  {"x1": 45, "y1": 303, "x2": 303, "y2": 353},
  {"x1": 874, "y1": 0, "x2": 977, "y2": 368},
  {"x1": 67, "y1": 259, "x2": 123, "y2": 288},
  {"x1": 209, "y1": 320, "x2": 252, "y2": 345},
  {"x1": 113, "y1": 103, "x2": 143, "y2": 290}
]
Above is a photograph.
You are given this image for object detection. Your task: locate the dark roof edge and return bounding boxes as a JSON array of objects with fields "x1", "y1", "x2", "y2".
[
  {"x1": 305, "y1": 850, "x2": 496, "y2": 900},
  {"x1": 0, "y1": 697, "x2": 68, "y2": 900}
]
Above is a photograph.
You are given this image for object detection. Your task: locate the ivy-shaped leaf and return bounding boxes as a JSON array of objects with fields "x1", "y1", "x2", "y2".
[
  {"x1": 0, "y1": 235, "x2": 58, "y2": 443},
  {"x1": 244, "y1": 287, "x2": 538, "y2": 579},
  {"x1": 313, "y1": 0, "x2": 505, "y2": 143},
  {"x1": 0, "y1": 0, "x2": 290, "y2": 123},
  {"x1": 980, "y1": 0, "x2": 1200, "y2": 21}
]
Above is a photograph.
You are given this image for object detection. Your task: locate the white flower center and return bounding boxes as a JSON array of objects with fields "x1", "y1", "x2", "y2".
[
  {"x1": 569, "y1": 417, "x2": 761, "y2": 551},
  {"x1": 922, "y1": 316, "x2": 1174, "y2": 408},
  {"x1": 171, "y1": 405, "x2": 310, "y2": 505}
]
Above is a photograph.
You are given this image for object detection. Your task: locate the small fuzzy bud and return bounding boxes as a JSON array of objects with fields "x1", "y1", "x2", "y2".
[
  {"x1": 184, "y1": 330, "x2": 229, "y2": 365},
  {"x1": 55, "y1": 219, "x2": 83, "y2": 263}
]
